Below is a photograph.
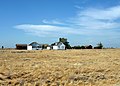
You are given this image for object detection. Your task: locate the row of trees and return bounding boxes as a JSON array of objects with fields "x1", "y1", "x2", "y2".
[
  {"x1": 59, "y1": 38, "x2": 103, "y2": 49},
  {"x1": 72, "y1": 43, "x2": 103, "y2": 49}
]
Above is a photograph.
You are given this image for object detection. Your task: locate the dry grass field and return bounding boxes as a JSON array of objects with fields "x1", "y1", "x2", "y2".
[{"x1": 0, "y1": 49, "x2": 120, "y2": 86}]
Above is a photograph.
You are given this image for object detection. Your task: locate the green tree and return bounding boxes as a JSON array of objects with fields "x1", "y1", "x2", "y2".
[
  {"x1": 59, "y1": 38, "x2": 71, "y2": 49},
  {"x1": 73, "y1": 45, "x2": 81, "y2": 49},
  {"x1": 2, "y1": 46, "x2": 4, "y2": 49},
  {"x1": 97, "y1": 42, "x2": 103, "y2": 49}
]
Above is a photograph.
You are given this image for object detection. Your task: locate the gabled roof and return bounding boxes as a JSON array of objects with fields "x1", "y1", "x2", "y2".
[
  {"x1": 29, "y1": 42, "x2": 39, "y2": 45},
  {"x1": 52, "y1": 42, "x2": 64, "y2": 46},
  {"x1": 29, "y1": 42, "x2": 42, "y2": 48}
]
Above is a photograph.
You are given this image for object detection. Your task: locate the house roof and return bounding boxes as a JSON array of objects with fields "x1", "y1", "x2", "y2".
[
  {"x1": 29, "y1": 42, "x2": 42, "y2": 48},
  {"x1": 16, "y1": 44, "x2": 27, "y2": 46},
  {"x1": 52, "y1": 42, "x2": 64, "y2": 46},
  {"x1": 29, "y1": 42, "x2": 40, "y2": 45},
  {"x1": 29, "y1": 42, "x2": 48, "y2": 46}
]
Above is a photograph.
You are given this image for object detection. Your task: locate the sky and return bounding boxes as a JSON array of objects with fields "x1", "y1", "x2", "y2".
[{"x1": 0, "y1": 0, "x2": 120, "y2": 48}]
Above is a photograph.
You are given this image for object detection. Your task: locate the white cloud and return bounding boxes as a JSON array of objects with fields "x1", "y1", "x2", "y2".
[
  {"x1": 14, "y1": 5, "x2": 120, "y2": 37},
  {"x1": 74, "y1": 5, "x2": 84, "y2": 9},
  {"x1": 42, "y1": 19, "x2": 65, "y2": 25},
  {"x1": 14, "y1": 24, "x2": 85, "y2": 37},
  {"x1": 80, "y1": 6, "x2": 120, "y2": 20},
  {"x1": 72, "y1": 16, "x2": 120, "y2": 29},
  {"x1": 72, "y1": 5, "x2": 120, "y2": 30}
]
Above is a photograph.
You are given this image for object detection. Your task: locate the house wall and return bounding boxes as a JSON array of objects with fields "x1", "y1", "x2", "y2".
[
  {"x1": 32, "y1": 48, "x2": 42, "y2": 50},
  {"x1": 59, "y1": 43, "x2": 65, "y2": 50},
  {"x1": 47, "y1": 47, "x2": 51, "y2": 50},
  {"x1": 60, "y1": 45, "x2": 65, "y2": 50},
  {"x1": 53, "y1": 46, "x2": 58, "y2": 50},
  {"x1": 27, "y1": 46, "x2": 32, "y2": 50}
]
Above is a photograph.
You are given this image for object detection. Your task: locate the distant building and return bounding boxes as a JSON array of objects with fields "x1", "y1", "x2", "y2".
[
  {"x1": 16, "y1": 41, "x2": 66, "y2": 50},
  {"x1": 16, "y1": 42, "x2": 49, "y2": 50},
  {"x1": 16, "y1": 44, "x2": 32, "y2": 50},
  {"x1": 52, "y1": 42, "x2": 65, "y2": 50},
  {"x1": 27, "y1": 45, "x2": 32, "y2": 50},
  {"x1": 47, "y1": 46, "x2": 51, "y2": 50},
  {"x1": 42, "y1": 44, "x2": 49, "y2": 49},
  {"x1": 29, "y1": 42, "x2": 42, "y2": 50}
]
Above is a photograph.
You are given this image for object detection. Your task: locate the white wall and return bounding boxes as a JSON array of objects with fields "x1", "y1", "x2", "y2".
[
  {"x1": 53, "y1": 46, "x2": 58, "y2": 50},
  {"x1": 32, "y1": 48, "x2": 42, "y2": 50},
  {"x1": 60, "y1": 46, "x2": 65, "y2": 50},
  {"x1": 27, "y1": 46, "x2": 32, "y2": 50},
  {"x1": 47, "y1": 47, "x2": 51, "y2": 50},
  {"x1": 60, "y1": 44, "x2": 65, "y2": 50}
]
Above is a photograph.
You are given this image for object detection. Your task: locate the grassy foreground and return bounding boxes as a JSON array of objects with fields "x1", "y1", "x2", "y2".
[{"x1": 0, "y1": 49, "x2": 120, "y2": 86}]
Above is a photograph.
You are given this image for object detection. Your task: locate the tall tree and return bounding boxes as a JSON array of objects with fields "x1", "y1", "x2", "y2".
[
  {"x1": 59, "y1": 38, "x2": 71, "y2": 49},
  {"x1": 2, "y1": 46, "x2": 4, "y2": 49},
  {"x1": 97, "y1": 42, "x2": 103, "y2": 49}
]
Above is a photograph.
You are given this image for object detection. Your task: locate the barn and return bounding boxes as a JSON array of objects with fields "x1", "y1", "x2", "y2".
[{"x1": 16, "y1": 44, "x2": 32, "y2": 50}]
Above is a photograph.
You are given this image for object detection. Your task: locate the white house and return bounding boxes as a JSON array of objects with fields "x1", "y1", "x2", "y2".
[{"x1": 52, "y1": 42, "x2": 65, "y2": 50}]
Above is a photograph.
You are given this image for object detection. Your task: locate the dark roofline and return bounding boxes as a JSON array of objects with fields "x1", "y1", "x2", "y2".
[
  {"x1": 16, "y1": 44, "x2": 27, "y2": 46},
  {"x1": 51, "y1": 42, "x2": 64, "y2": 46}
]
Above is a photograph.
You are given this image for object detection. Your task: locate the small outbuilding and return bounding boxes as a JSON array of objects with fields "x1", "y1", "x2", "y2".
[
  {"x1": 47, "y1": 46, "x2": 51, "y2": 50},
  {"x1": 27, "y1": 45, "x2": 32, "y2": 50}
]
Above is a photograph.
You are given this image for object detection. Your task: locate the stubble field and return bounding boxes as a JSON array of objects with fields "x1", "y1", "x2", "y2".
[{"x1": 0, "y1": 49, "x2": 120, "y2": 86}]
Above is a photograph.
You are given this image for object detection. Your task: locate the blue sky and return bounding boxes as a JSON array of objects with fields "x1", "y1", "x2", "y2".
[{"x1": 0, "y1": 0, "x2": 120, "y2": 48}]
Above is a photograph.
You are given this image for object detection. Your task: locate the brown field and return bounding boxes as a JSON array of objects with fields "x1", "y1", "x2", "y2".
[{"x1": 0, "y1": 49, "x2": 120, "y2": 86}]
